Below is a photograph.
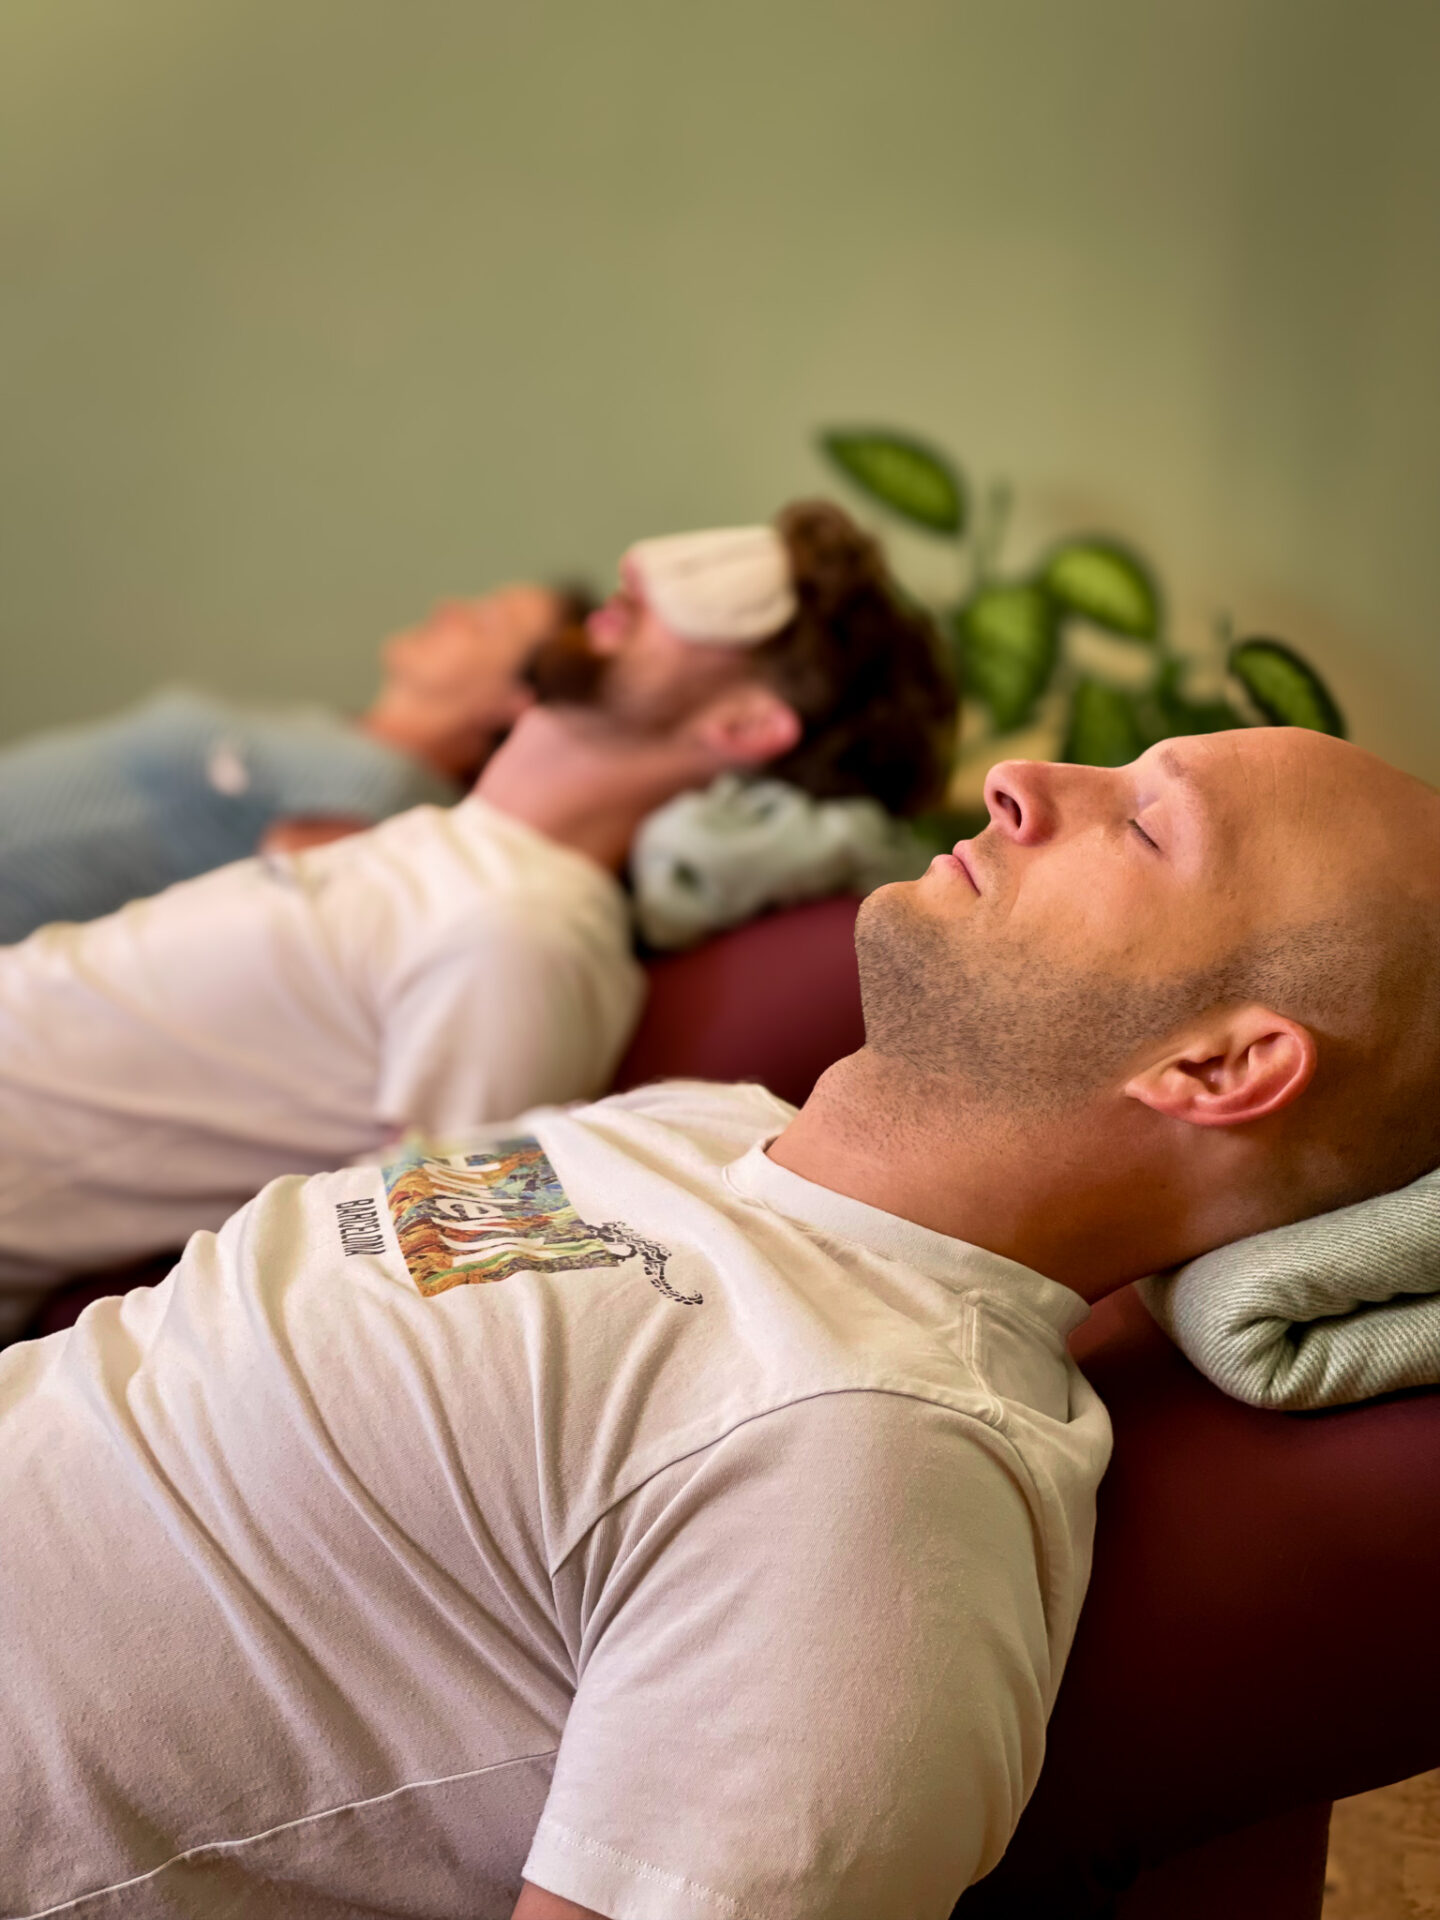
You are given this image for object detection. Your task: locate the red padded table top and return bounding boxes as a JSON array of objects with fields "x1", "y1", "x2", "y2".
[
  {"x1": 614, "y1": 893, "x2": 865, "y2": 1108},
  {"x1": 957, "y1": 1283, "x2": 1440, "y2": 1914}
]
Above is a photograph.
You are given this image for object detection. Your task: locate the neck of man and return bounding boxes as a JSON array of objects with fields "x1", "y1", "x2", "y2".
[
  {"x1": 472, "y1": 706, "x2": 726, "y2": 874},
  {"x1": 767, "y1": 1046, "x2": 1298, "y2": 1304}
]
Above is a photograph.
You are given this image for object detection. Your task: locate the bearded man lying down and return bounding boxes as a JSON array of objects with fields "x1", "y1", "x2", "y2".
[
  {"x1": 1, "y1": 728, "x2": 1436, "y2": 1920},
  {"x1": 0, "y1": 501, "x2": 954, "y2": 1335}
]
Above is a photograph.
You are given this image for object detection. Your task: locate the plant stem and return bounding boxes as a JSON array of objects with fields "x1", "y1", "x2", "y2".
[{"x1": 970, "y1": 478, "x2": 1013, "y2": 596}]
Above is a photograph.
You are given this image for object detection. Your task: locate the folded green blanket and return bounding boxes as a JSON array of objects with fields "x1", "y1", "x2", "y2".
[{"x1": 1137, "y1": 1167, "x2": 1440, "y2": 1410}]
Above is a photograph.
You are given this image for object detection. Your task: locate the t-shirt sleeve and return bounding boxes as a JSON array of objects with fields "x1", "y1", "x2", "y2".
[
  {"x1": 375, "y1": 901, "x2": 646, "y2": 1133},
  {"x1": 526, "y1": 1391, "x2": 1054, "y2": 1920}
]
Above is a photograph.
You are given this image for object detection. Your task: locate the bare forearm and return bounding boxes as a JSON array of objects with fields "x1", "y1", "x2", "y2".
[
  {"x1": 512, "y1": 1878, "x2": 608, "y2": 1920},
  {"x1": 257, "y1": 815, "x2": 372, "y2": 857}
]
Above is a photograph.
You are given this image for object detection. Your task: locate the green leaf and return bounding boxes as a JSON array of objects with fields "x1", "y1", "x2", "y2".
[
  {"x1": 953, "y1": 582, "x2": 1058, "y2": 732},
  {"x1": 819, "y1": 430, "x2": 966, "y2": 535},
  {"x1": 1040, "y1": 539, "x2": 1160, "y2": 639},
  {"x1": 1149, "y1": 661, "x2": 1245, "y2": 738},
  {"x1": 1153, "y1": 693, "x2": 1245, "y2": 738},
  {"x1": 1228, "y1": 637, "x2": 1346, "y2": 737},
  {"x1": 1063, "y1": 680, "x2": 1146, "y2": 767}
]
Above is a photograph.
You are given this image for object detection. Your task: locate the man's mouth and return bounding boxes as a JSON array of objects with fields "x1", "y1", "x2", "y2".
[{"x1": 951, "y1": 843, "x2": 980, "y2": 893}]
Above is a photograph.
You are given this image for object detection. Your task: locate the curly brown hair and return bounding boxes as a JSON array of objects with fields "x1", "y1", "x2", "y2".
[{"x1": 750, "y1": 500, "x2": 958, "y2": 817}]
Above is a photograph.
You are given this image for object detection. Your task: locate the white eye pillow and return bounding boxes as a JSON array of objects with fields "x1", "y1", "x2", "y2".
[
  {"x1": 1138, "y1": 1164, "x2": 1440, "y2": 1410},
  {"x1": 624, "y1": 526, "x2": 798, "y2": 646}
]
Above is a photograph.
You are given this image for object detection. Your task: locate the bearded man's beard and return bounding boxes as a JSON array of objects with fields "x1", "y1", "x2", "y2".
[
  {"x1": 853, "y1": 884, "x2": 1191, "y2": 1116},
  {"x1": 522, "y1": 626, "x2": 610, "y2": 708},
  {"x1": 521, "y1": 624, "x2": 740, "y2": 735}
]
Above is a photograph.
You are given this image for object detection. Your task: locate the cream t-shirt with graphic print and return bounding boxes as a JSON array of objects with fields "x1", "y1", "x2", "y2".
[
  {"x1": 0, "y1": 794, "x2": 643, "y2": 1329},
  {"x1": 0, "y1": 1079, "x2": 1112, "y2": 1920}
]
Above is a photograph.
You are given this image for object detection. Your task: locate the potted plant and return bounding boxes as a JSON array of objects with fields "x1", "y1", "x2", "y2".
[{"x1": 818, "y1": 427, "x2": 1345, "y2": 824}]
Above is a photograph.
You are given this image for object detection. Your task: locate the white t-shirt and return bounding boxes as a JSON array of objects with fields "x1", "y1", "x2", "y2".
[
  {"x1": 0, "y1": 797, "x2": 643, "y2": 1325},
  {"x1": 0, "y1": 1080, "x2": 1111, "y2": 1920}
]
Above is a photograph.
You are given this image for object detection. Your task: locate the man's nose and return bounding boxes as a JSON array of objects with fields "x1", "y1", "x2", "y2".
[
  {"x1": 983, "y1": 760, "x2": 1061, "y2": 844},
  {"x1": 586, "y1": 596, "x2": 629, "y2": 656}
]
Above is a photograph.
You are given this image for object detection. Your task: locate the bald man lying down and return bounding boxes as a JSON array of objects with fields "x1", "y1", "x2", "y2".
[{"x1": 3, "y1": 729, "x2": 1437, "y2": 1920}]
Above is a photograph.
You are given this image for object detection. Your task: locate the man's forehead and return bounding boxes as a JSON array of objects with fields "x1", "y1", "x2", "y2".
[
  {"x1": 1153, "y1": 740, "x2": 1209, "y2": 783},
  {"x1": 1141, "y1": 727, "x2": 1341, "y2": 808},
  {"x1": 1148, "y1": 729, "x2": 1440, "y2": 897},
  {"x1": 1145, "y1": 731, "x2": 1250, "y2": 789},
  {"x1": 496, "y1": 581, "x2": 558, "y2": 614}
]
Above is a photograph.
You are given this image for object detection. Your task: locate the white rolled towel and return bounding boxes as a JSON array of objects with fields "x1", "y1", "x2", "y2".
[
  {"x1": 1138, "y1": 1164, "x2": 1440, "y2": 1410},
  {"x1": 631, "y1": 774, "x2": 930, "y2": 951}
]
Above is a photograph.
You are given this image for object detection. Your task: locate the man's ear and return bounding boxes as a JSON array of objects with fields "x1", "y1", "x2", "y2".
[
  {"x1": 689, "y1": 683, "x2": 802, "y2": 770},
  {"x1": 1124, "y1": 1005, "x2": 1318, "y2": 1128}
]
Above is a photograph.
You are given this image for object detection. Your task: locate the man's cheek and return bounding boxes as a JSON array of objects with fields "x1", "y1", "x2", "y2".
[{"x1": 1020, "y1": 873, "x2": 1136, "y2": 956}]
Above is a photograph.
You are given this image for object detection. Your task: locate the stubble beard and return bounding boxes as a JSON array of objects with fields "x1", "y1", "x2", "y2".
[
  {"x1": 853, "y1": 883, "x2": 1164, "y2": 1118},
  {"x1": 522, "y1": 628, "x2": 720, "y2": 739},
  {"x1": 523, "y1": 627, "x2": 611, "y2": 709}
]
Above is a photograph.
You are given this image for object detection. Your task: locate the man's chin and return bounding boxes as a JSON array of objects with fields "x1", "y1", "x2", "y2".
[
  {"x1": 854, "y1": 881, "x2": 942, "y2": 978},
  {"x1": 859, "y1": 869, "x2": 961, "y2": 937},
  {"x1": 522, "y1": 629, "x2": 609, "y2": 708}
]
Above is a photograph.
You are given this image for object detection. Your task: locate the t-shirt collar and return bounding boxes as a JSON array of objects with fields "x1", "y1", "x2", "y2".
[{"x1": 725, "y1": 1138, "x2": 1092, "y2": 1335}]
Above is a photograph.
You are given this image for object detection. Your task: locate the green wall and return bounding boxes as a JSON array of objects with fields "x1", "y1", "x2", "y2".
[{"x1": 2, "y1": 0, "x2": 1437, "y2": 779}]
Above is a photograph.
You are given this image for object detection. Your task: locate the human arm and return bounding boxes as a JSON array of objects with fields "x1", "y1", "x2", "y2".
[
  {"x1": 257, "y1": 815, "x2": 372, "y2": 857},
  {"x1": 513, "y1": 1883, "x2": 607, "y2": 1920},
  {"x1": 526, "y1": 1392, "x2": 1056, "y2": 1920}
]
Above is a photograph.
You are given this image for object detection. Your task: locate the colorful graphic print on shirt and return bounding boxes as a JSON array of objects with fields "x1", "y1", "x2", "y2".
[{"x1": 379, "y1": 1136, "x2": 696, "y2": 1303}]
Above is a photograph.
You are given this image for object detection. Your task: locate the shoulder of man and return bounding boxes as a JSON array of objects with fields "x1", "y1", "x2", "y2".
[
  {"x1": 302, "y1": 796, "x2": 630, "y2": 914},
  {"x1": 586, "y1": 1076, "x2": 796, "y2": 1139}
]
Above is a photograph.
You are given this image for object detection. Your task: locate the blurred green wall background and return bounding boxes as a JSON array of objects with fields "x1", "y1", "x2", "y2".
[{"x1": 2, "y1": 0, "x2": 1437, "y2": 779}]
